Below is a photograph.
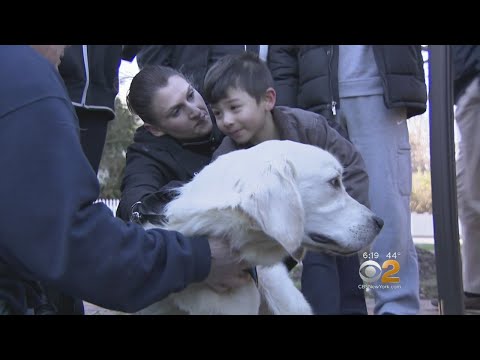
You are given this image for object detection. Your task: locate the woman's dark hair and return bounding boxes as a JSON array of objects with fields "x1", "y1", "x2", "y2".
[
  {"x1": 204, "y1": 52, "x2": 274, "y2": 105},
  {"x1": 126, "y1": 65, "x2": 188, "y2": 125}
]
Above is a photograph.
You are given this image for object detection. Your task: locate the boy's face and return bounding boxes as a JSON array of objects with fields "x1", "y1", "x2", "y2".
[
  {"x1": 211, "y1": 87, "x2": 275, "y2": 145},
  {"x1": 148, "y1": 75, "x2": 212, "y2": 140}
]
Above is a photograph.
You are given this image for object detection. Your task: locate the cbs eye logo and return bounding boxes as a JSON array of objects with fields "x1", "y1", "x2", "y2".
[{"x1": 359, "y1": 260, "x2": 400, "y2": 283}]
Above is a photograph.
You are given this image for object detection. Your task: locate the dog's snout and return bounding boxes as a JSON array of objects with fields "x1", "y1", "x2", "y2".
[{"x1": 373, "y1": 216, "x2": 384, "y2": 230}]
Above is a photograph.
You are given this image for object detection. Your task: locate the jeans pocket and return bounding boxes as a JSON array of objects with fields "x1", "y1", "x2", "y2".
[{"x1": 397, "y1": 147, "x2": 412, "y2": 196}]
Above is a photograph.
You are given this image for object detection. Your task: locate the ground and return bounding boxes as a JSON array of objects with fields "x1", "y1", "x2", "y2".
[
  {"x1": 416, "y1": 246, "x2": 438, "y2": 299},
  {"x1": 289, "y1": 245, "x2": 438, "y2": 299},
  {"x1": 84, "y1": 245, "x2": 439, "y2": 315}
]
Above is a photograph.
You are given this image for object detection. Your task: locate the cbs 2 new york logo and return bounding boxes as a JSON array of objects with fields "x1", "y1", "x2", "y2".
[{"x1": 359, "y1": 252, "x2": 400, "y2": 283}]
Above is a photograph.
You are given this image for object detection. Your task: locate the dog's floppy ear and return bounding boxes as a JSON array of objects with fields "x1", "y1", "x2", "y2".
[{"x1": 238, "y1": 157, "x2": 304, "y2": 256}]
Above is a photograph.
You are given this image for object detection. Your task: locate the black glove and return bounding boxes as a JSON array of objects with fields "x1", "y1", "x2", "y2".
[{"x1": 130, "y1": 181, "x2": 185, "y2": 226}]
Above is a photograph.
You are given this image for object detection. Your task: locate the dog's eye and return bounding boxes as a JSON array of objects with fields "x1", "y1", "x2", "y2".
[{"x1": 329, "y1": 177, "x2": 341, "y2": 189}]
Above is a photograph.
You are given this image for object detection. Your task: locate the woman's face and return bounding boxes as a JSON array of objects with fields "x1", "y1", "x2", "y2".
[{"x1": 148, "y1": 75, "x2": 213, "y2": 140}]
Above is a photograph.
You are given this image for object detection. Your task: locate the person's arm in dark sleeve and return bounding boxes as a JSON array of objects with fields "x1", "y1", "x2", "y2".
[
  {"x1": 308, "y1": 115, "x2": 371, "y2": 208},
  {"x1": 0, "y1": 98, "x2": 211, "y2": 313},
  {"x1": 130, "y1": 180, "x2": 186, "y2": 226},
  {"x1": 267, "y1": 45, "x2": 299, "y2": 108},
  {"x1": 116, "y1": 146, "x2": 172, "y2": 221}
]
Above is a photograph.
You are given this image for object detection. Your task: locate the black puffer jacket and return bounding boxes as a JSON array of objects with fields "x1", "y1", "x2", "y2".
[
  {"x1": 268, "y1": 45, "x2": 427, "y2": 121},
  {"x1": 452, "y1": 45, "x2": 480, "y2": 102},
  {"x1": 116, "y1": 125, "x2": 224, "y2": 221}
]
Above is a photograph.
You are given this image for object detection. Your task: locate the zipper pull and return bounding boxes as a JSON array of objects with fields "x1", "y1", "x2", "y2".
[{"x1": 331, "y1": 101, "x2": 337, "y2": 116}]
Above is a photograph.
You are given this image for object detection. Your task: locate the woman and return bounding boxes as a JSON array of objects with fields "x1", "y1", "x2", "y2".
[{"x1": 116, "y1": 65, "x2": 224, "y2": 223}]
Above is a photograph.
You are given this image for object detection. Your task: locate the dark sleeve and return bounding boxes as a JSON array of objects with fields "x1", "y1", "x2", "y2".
[
  {"x1": 307, "y1": 116, "x2": 371, "y2": 208},
  {"x1": 136, "y1": 45, "x2": 173, "y2": 69},
  {"x1": 267, "y1": 45, "x2": 299, "y2": 107},
  {"x1": 130, "y1": 180, "x2": 186, "y2": 226},
  {"x1": 117, "y1": 145, "x2": 173, "y2": 221},
  {"x1": 0, "y1": 98, "x2": 211, "y2": 313}
]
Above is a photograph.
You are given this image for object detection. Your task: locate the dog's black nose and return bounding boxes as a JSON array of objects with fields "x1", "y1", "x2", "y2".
[{"x1": 373, "y1": 216, "x2": 384, "y2": 230}]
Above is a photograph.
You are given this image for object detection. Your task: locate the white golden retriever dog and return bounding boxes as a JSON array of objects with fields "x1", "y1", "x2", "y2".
[{"x1": 138, "y1": 140, "x2": 383, "y2": 315}]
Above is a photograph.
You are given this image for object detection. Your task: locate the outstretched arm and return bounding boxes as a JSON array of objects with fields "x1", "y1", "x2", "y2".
[{"x1": 0, "y1": 98, "x2": 212, "y2": 313}]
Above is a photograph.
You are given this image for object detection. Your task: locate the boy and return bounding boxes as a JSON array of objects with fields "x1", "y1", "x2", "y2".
[{"x1": 204, "y1": 52, "x2": 372, "y2": 315}]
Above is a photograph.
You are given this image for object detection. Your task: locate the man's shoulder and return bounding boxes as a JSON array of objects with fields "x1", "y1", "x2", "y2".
[
  {"x1": 0, "y1": 46, "x2": 69, "y2": 118},
  {"x1": 131, "y1": 127, "x2": 179, "y2": 151},
  {"x1": 128, "y1": 129, "x2": 186, "y2": 165}
]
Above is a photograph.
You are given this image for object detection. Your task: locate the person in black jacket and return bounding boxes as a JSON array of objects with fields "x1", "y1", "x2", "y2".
[
  {"x1": 134, "y1": 45, "x2": 264, "y2": 97},
  {"x1": 451, "y1": 45, "x2": 480, "y2": 310},
  {"x1": 268, "y1": 45, "x2": 427, "y2": 315},
  {"x1": 0, "y1": 45, "x2": 251, "y2": 315},
  {"x1": 116, "y1": 65, "x2": 225, "y2": 223},
  {"x1": 58, "y1": 45, "x2": 124, "y2": 174},
  {"x1": 117, "y1": 46, "x2": 267, "y2": 223}
]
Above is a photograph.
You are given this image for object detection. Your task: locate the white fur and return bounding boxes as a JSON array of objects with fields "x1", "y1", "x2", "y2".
[{"x1": 138, "y1": 140, "x2": 381, "y2": 315}]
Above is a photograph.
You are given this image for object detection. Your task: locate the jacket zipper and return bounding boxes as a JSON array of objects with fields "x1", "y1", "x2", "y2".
[{"x1": 328, "y1": 45, "x2": 336, "y2": 116}]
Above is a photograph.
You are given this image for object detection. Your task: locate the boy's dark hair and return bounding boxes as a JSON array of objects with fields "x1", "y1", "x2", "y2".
[
  {"x1": 204, "y1": 52, "x2": 274, "y2": 105},
  {"x1": 126, "y1": 65, "x2": 192, "y2": 125}
]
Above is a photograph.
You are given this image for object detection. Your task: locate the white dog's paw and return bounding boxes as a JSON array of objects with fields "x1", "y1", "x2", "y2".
[
  {"x1": 257, "y1": 263, "x2": 313, "y2": 315},
  {"x1": 262, "y1": 285, "x2": 313, "y2": 315},
  {"x1": 277, "y1": 294, "x2": 313, "y2": 315}
]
